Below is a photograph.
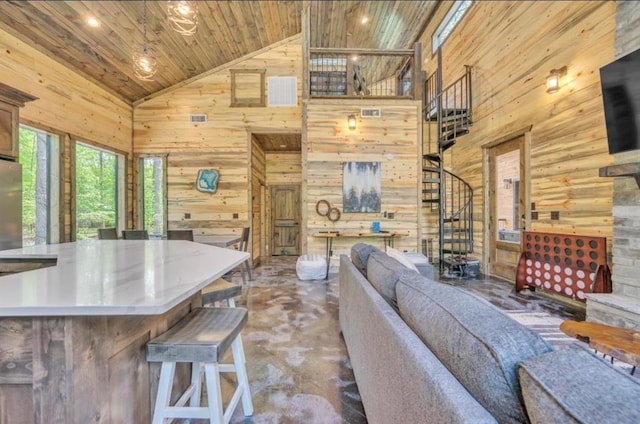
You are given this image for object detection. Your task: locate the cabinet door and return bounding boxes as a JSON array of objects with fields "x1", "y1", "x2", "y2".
[{"x1": 0, "y1": 102, "x2": 18, "y2": 159}]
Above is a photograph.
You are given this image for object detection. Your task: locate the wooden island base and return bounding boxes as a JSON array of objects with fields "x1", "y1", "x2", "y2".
[{"x1": 0, "y1": 294, "x2": 200, "y2": 424}]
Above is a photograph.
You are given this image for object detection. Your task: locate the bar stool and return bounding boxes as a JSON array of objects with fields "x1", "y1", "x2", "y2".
[
  {"x1": 202, "y1": 278, "x2": 242, "y2": 307},
  {"x1": 147, "y1": 307, "x2": 253, "y2": 424}
]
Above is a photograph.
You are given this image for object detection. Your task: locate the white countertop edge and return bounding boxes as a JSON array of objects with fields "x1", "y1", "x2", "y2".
[{"x1": 0, "y1": 242, "x2": 249, "y2": 317}]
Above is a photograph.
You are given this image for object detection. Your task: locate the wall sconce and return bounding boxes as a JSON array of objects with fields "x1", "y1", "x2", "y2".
[
  {"x1": 347, "y1": 114, "x2": 357, "y2": 130},
  {"x1": 546, "y1": 66, "x2": 567, "y2": 94}
]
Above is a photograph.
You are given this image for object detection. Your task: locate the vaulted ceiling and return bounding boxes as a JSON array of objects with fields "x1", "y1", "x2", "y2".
[{"x1": 0, "y1": 1, "x2": 438, "y2": 104}]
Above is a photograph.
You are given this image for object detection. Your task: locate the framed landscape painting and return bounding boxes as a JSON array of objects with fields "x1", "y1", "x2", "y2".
[{"x1": 343, "y1": 162, "x2": 381, "y2": 213}]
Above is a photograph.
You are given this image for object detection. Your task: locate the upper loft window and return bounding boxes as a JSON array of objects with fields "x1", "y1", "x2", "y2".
[{"x1": 432, "y1": 0, "x2": 473, "y2": 53}]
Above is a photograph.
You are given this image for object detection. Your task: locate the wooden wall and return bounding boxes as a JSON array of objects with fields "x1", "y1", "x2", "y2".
[
  {"x1": 0, "y1": 28, "x2": 133, "y2": 241},
  {"x1": 418, "y1": 1, "x2": 617, "y2": 262},
  {"x1": 608, "y1": 1, "x2": 640, "y2": 299},
  {"x1": 266, "y1": 152, "x2": 302, "y2": 185},
  {"x1": 305, "y1": 100, "x2": 421, "y2": 265},
  {"x1": 133, "y1": 35, "x2": 302, "y2": 237},
  {"x1": 250, "y1": 136, "x2": 266, "y2": 264}
]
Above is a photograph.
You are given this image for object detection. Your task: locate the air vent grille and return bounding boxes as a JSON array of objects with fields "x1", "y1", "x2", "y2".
[
  {"x1": 189, "y1": 114, "x2": 208, "y2": 123},
  {"x1": 361, "y1": 108, "x2": 381, "y2": 118},
  {"x1": 268, "y1": 76, "x2": 297, "y2": 107}
]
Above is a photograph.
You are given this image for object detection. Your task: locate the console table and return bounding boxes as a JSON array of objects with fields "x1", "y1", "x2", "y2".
[{"x1": 313, "y1": 231, "x2": 405, "y2": 279}]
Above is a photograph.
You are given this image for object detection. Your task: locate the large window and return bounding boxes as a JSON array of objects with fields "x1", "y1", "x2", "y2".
[
  {"x1": 139, "y1": 156, "x2": 167, "y2": 237},
  {"x1": 18, "y1": 125, "x2": 60, "y2": 246},
  {"x1": 75, "y1": 142, "x2": 125, "y2": 240},
  {"x1": 432, "y1": 0, "x2": 473, "y2": 53}
]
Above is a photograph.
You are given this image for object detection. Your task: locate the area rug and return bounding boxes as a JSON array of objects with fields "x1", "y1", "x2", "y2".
[{"x1": 505, "y1": 309, "x2": 638, "y2": 376}]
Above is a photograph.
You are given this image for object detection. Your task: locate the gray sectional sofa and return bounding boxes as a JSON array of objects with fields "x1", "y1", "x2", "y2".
[{"x1": 339, "y1": 243, "x2": 640, "y2": 424}]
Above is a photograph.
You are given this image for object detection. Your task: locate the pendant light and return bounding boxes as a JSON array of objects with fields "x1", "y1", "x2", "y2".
[
  {"x1": 167, "y1": 1, "x2": 198, "y2": 36},
  {"x1": 133, "y1": 0, "x2": 157, "y2": 81}
]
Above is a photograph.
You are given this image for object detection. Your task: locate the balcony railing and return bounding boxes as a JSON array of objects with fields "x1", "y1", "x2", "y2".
[{"x1": 308, "y1": 44, "x2": 422, "y2": 100}]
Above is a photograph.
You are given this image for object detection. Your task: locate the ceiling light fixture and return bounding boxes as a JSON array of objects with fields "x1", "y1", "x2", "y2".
[
  {"x1": 167, "y1": 1, "x2": 198, "y2": 36},
  {"x1": 86, "y1": 16, "x2": 100, "y2": 28},
  {"x1": 361, "y1": 16, "x2": 369, "y2": 24},
  {"x1": 133, "y1": 0, "x2": 157, "y2": 81}
]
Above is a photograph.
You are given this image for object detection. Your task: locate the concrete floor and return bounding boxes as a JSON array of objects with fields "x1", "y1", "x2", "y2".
[{"x1": 215, "y1": 256, "x2": 595, "y2": 423}]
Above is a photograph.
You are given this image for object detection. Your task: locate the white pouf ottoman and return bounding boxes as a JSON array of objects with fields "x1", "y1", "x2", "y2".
[{"x1": 296, "y1": 254, "x2": 326, "y2": 280}]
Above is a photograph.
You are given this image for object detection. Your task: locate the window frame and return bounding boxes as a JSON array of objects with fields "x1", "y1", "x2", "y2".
[
  {"x1": 18, "y1": 124, "x2": 61, "y2": 246},
  {"x1": 74, "y1": 140, "x2": 126, "y2": 240},
  {"x1": 137, "y1": 154, "x2": 168, "y2": 237},
  {"x1": 432, "y1": 0, "x2": 473, "y2": 53}
]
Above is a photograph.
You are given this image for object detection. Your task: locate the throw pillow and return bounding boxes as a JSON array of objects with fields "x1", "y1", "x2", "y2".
[{"x1": 385, "y1": 246, "x2": 419, "y2": 273}]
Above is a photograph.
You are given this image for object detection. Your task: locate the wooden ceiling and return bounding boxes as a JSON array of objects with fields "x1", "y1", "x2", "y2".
[{"x1": 0, "y1": 1, "x2": 438, "y2": 104}]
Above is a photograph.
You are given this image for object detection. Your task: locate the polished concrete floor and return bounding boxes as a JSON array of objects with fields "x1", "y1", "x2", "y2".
[{"x1": 217, "y1": 256, "x2": 607, "y2": 423}]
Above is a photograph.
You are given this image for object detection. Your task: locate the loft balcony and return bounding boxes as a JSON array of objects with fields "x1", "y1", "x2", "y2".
[{"x1": 308, "y1": 44, "x2": 422, "y2": 100}]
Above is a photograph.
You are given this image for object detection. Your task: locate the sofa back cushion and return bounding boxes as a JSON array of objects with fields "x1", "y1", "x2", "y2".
[
  {"x1": 350, "y1": 243, "x2": 381, "y2": 277},
  {"x1": 518, "y1": 342, "x2": 640, "y2": 424},
  {"x1": 396, "y1": 273, "x2": 552, "y2": 424},
  {"x1": 367, "y1": 251, "x2": 416, "y2": 310}
]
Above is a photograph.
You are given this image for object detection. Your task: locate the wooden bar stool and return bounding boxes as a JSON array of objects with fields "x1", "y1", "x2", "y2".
[
  {"x1": 202, "y1": 278, "x2": 242, "y2": 307},
  {"x1": 147, "y1": 307, "x2": 253, "y2": 424}
]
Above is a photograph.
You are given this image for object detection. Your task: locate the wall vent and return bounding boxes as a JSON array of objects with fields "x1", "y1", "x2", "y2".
[
  {"x1": 361, "y1": 108, "x2": 381, "y2": 118},
  {"x1": 268, "y1": 76, "x2": 298, "y2": 107},
  {"x1": 189, "y1": 114, "x2": 208, "y2": 123}
]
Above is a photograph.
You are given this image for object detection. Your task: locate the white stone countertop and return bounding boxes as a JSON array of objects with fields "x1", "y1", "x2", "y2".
[{"x1": 0, "y1": 240, "x2": 249, "y2": 317}]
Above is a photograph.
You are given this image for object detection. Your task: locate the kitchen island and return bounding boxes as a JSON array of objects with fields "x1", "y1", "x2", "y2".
[{"x1": 0, "y1": 240, "x2": 248, "y2": 424}]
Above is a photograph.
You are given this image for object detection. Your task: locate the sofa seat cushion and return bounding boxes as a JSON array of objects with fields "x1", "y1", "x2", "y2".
[
  {"x1": 366, "y1": 251, "x2": 417, "y2": 310},
  {"x1": 396, "y1": 273, "x2": 552, "y2": 424},
  {"x1": 350, "y1": 243, "x2": 381, "y2": 277},
  {"x1": 518, "y1": 342, "x2": 640, "y2": 424}
]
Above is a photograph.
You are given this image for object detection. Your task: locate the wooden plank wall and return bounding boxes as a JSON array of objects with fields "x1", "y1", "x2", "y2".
[
  {"x1": 266, "y1": 152, "x2": 302, "y2": 185},
  {"x1": 418, "y1": 1, "x2": 617, "y2": 260},
  {"x1": 250, "y1": 136, "x2": 265, "y2": 264},
  {"x1": 305, "y1": 100, "x2": 421, "y2": 266},
  {"x1": 0, "y1": 28, "x2": 134, "y2": 241},
  {"x1": 133, "y1": 36, "x2": 302, "y2": 237},
  {"x1": 609, "y1": 1, "x2": 640, "y2": 299}
]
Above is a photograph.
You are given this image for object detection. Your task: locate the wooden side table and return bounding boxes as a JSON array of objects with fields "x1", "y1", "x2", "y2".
[{"x1": 560, "y1": 320, "x2": 640, "y2": 374}]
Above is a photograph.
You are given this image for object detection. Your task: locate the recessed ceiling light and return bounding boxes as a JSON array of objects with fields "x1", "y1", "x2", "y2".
[
  {"x1": 361, "y1": 16, "x2": 369, "y2": 24},
  {"x1": 86, "y1": 16, "x2": 100, "y2": 28},
  {"x1": 279, "y1": 144, "x2": 287, "y2": 148}
]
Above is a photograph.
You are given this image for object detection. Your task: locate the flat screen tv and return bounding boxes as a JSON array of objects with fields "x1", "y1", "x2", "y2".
[{"x1": 599, "y1": 47, "x2": 640, "y2": 154}]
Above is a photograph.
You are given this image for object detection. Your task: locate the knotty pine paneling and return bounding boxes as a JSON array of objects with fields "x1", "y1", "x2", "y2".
[
  {"x1": 266, "y1": 152, "x2": 302, "y2": 185},
  {"x1": 251, "y1": 136, "x2": 266, "y2": 264},
  {"x1": 306, "y1": 100, "x2": 421, "y2": 266},
  {"x1": 418, "y1": 1, "x2": 616, "y2": 260},
  {"x1": 0, "y1": 29, "x2": 132, "y2": 153},
  {"x1": 134, "y1": 36, "x2": 302, "y2": 235}
]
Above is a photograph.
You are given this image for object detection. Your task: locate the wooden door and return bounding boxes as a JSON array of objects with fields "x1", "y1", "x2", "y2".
[
  {"x1": 271, "y1": 185, "x2": 300, "y2": 255},
  {"x1": 488, "y1": 135, "x2": 526, "y2": 280}
]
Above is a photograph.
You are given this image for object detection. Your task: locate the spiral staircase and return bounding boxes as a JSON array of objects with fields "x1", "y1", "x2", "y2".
[{"x1": 422, "y1": 56, "x2": 474, "y2": 276}]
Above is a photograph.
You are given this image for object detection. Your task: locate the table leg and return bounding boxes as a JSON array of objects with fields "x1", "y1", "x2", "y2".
[{"x1": 324, "y1": 238, "x2": 332, "y2": 280}]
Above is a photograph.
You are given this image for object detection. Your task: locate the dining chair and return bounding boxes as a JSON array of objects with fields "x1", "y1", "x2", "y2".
[
  {"x1": 98, "y1": 228, "x2": 118, "y2": 240},
  {"x1": 222, "y1": 227, "x2": 252, "y2": 284},
  {"x1": 167, "y1": 230, "x2": 194, "y2": 241},
  {"x1": 238, "y1": 227, "x2": 252, "y2": 282},
  {"x1": 122, "y1": 230, "x2": 149, "y2": 240}
]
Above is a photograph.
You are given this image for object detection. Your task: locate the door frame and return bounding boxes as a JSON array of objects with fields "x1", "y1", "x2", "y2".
[
  {"x1": 482, "y1": 126, "x2": 532, "y2": 280},
  {"x1": 268, "y1": 184, "x2": 301, "y2": 256}
]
